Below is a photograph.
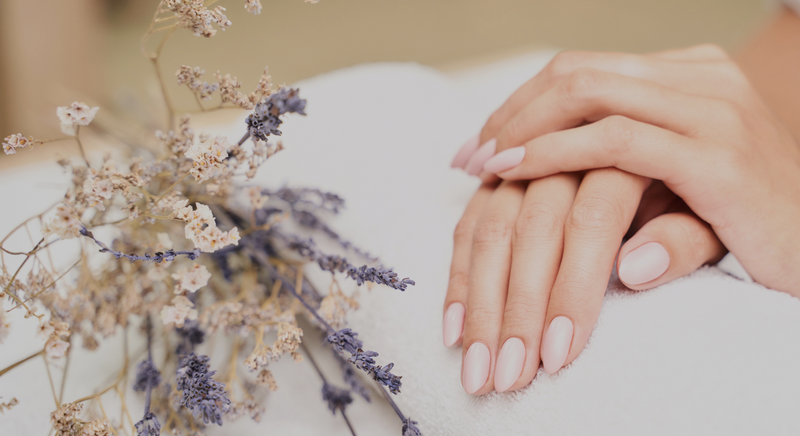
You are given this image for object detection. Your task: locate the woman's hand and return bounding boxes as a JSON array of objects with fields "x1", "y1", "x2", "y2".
[
  {"x1": 443, "y1": 170, "x2": 726, "y2": 395},
  {"x1": 470, "y1": 45, "x2": 800, "y2": 294}
]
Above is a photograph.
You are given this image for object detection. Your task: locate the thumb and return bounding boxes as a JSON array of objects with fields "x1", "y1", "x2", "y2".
[{"x1": 617, "y1": 211, "x2": 727, "y2": 290}]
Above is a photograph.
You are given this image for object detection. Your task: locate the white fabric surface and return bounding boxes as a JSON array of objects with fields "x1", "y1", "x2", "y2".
[{"x1": 3, "y1": 50, "x2": 800, "y2": 435}]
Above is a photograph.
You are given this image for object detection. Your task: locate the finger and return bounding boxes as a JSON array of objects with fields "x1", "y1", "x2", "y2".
[
  {"x1": 461, "y1": 181, "x2": 526, "y2": 395},
  {"x1": 647, "y1": 43, "x2": 730, "y2": 62},
  {"x1": 617, "y1": 211, "x2": 727, "y2": 290},
  {"x1": 485, "y1": 69, "x2": 713, "y2": 164},
  {"x1": 491, "y1": 115, "x2": 703, "y2": 189},
  {"x1": 444, "y1": 184, "x2": 495, "y2": 347},
  {"x1": 541, "y1": 169, "x2": 650, "y2": 374},
  {"x1": 628, "y1": 181, "x2": 681, "y2": 236},
  {"x1": 494, "y1": 173, "x2": 581, "y2": 392}
]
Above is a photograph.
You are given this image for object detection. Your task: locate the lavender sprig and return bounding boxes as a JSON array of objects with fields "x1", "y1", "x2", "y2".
[
  {"x1": 134, "y1": 316, "x2": 162, "y2": 436},
  {"x1": 176, "y1": 354, "x2": 231, "y2": 426},
  {"x1": 328, "y1": 330, "x2": 402, "y2": 395},
  {"x1": 322, "y1": 382, "x2": 354, "y2": 415},
  {"x1": 244, "y1": 88, "x2": 307, "y2": 142},
  {"x1": 265, "y1": 187, "x2": 345, "y2": 214},
  {"x1": 175, "y1": 320, "x2": 205, "y2": 356},
  {"x1": 335, "y1": 351, "x2": 371, "y2": 402},
  {"x1": 80, "y1": 227, "x2": 201, "y2": 263},
  {"x1": 280, "y1": 235, "x2": 415, "y2": 291}
]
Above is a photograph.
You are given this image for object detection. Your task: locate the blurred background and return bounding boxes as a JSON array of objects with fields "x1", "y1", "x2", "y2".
[{"x1": 0, "y1": 0, "x2": 782, "y2": 159}]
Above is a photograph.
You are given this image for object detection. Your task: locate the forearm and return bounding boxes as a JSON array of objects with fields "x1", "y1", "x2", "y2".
[{"x1": 737, "y1": 8, "x2": 800, "y2": 139}]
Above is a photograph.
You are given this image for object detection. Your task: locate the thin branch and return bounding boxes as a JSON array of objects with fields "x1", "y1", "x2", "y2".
[{"x1": 0, "y1": 350, "x2": 44, "y2": 377}]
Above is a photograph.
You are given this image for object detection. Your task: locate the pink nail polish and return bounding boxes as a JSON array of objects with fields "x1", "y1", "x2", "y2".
[
  {"x1": 464, "y1": 139, "x2": 496, "y2": 176},
  {"x1": 618, "y1": 242, "x2": 670, "y2": 285},
  {"x1": 541, "y1": 316, "x2": 573, "y2": 374},
  {"x1": 494, "y1": 337, "x2": 525, "y2": 392},
  {"x1": 462, "y1": 342, "x2": 491, "y2": 394},
  {"x1": 451, "y1": 135, "x2": 481, "y2": 169},
  {"x1": 483, "y1": 146, "x2": 525, "y2": 174},
  {"x1": 443, "y1": 302, "x2": 466, "y2": 347}
]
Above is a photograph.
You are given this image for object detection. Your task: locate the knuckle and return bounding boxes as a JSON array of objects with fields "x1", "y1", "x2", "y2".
[
  {"x1": 473, "y1": 216, "x2": 514, "y2": 246},
  {"x1": 560, "y1": 68, "x2": 602, "y2": 104},
  {"x1": 568, "y1": 195, "x2": 624, "y2": 232},
  {"x1": 601, "y1": 115, "x2": 636, "y2": 154},
  {"x1": 548, "y1": 50, "x2": 585, "y2": 77},
  {"x1": 466, "y1": 305, "x2": 501, "y2": 328},
  {"x1": 514, "y1": 202, "x2": 563, "y2": 242},
  {"x1": 499, "y1": 115, "x2": 523, "y2": 146}
]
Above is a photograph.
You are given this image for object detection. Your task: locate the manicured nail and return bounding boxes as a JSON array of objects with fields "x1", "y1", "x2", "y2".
[
  {"x1": 618, "y1": 242, "x2": 670, "y2": 285},
  {"x1": 483, "y1": 146, "x2": 525, "y2": 174},
  {"x1": 451, "y1": 134, "x2": 481, "y2": 169},
  {"x1": 541, "y1": 316, "x2": 573, "y2": 374},
  {"x1": 443, "y1": 302, "x2": 466, "y2": 347},
  {"x1": 494, "y1": 337, "x2": 525, "y2": 392},
  {"x1": 464, "y1": 139, "x2": 496, "y2": 176},
  {"x1": 462, "y1": 342, "x2": 491, "y2": 394}
]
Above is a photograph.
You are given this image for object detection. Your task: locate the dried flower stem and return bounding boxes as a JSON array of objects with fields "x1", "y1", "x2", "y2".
[
  {"x1": 301, "y1": 342, "x2": 358, "y2": 436},
  {"x1": 58, "y1": 339, "x2": 72, "y2": 404},
  {"x1": 96, "y1": 397, "x2": 122, "y2": 436},
  {"x1": 0, "y1": 350, "x2": 44, "y2": 377},
  {"x1": 2, "y1": 238, "x2": 45, "y2": 319},
  {"x1": 43, "y1": 353, "x2": 60, "y2": 408},
  {"x1": 74, "y1": 126, "x2": 90, "y2": 166},
  {"x1": 149, "y1": 171, "x2": 190, "y2": 208}
]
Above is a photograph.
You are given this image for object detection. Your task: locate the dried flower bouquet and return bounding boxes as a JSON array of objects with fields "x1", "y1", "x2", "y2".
[{"x1": 0, "y1": 1, "x2": 421, "y2": 435}]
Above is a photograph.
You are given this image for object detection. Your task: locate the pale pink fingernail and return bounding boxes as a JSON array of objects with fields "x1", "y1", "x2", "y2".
[
  {"x1": 483, "y1": 146, "x2": 525, "y2": 174},
  {"x1": 451, "y1": 135, "x2": 481, "y2": 169},
  {"x1": 494, "y1": 337, "x2": 525, "y2": 392},
  {"x1": 462, "y1": 342, "x2": 491, "y2": 394},
  {"x1": 464, "y1": 139, "x2": 496, "y2": 176},
  {"x1": 443, "y1": 302, "x2": 466, "y2": 347},
  {"x1": 618, "y1": 242, "x2": 670, "y2": 285},
  {"x1": 541, "y1": 316, "x2": 573, "y2": 374}
]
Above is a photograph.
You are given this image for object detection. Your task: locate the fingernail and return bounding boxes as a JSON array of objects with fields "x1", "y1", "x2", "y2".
[
  {"x1": 462, "y1": 342, "x2": 491, "y2": 394},
  {"x1": 451, "y1": 134, "x2": 481, "y2": 169},
  {"x1": 483, "y1": 146, "x2": 525, "y2": 174},
  {"x1": 464, "y1": 139, "x2": 496, "y2": 176},
  {"x1": 541, "y1": 316, "x2": 573, "y2": 374},
  {"x1": 443, "y1": 302, "x2": 466, "y2": 347},
  {"x1": 494, "y1": 337, "x2": 525, "y2": 392},
  {"x1": 618, "y1": 242, "x2": 670, "y2": 285}
]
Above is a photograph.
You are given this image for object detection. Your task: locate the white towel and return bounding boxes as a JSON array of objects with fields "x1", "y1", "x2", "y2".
[{"x1": 3, "y1": 51, "x2": 800, "y2": 435}]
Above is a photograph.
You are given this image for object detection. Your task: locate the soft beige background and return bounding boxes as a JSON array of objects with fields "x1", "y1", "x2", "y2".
[{"x1": 0, "y1": 0, "x2": 778, "y2": 152}]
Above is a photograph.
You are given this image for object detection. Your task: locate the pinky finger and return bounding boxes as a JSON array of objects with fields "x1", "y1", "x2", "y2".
[{"x1": 617, "y1": 211, "x2": 727, "y2": 290}]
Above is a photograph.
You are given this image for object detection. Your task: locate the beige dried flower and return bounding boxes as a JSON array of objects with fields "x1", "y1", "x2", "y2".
[
  {"x1": 171, "y1": 201, "x2": 240, "y2": 252},
  {"x1": 256, "y1": 369, "x2": 278, "y2": 391},
  {"x1": 172, "y1": 264, "x2": 212, "y2": 293},
  {"x1": 80, "y1": 419, "x2": 111, "y2": 436},
  {"x1": 246, "y1": 186, "x2": 268, "y2": 209},
  {"x1": 165, "y1": 0, "x2": 231, "y2": 38},
  {"x1": 57, "y1": 102, "x2": 99, "y2": 136},
  {"x1": 51, "y1": 402, "x2": 84, "y2": 434},
  {"x1": 225, "y1": 398, "x2": 265, "y2": 422},
  {"x1": 176, "y1": 65, "x2": 218, "y2": 100},
  {"x1": 161, "y1": 295, "x2": 198, "y2": 327},
  {"x1": 244, "y1": 0, "x2": 262, "y2": 15},
  {"x1": 2, "y1": 133, "x2": 37, "y2": 155},
  {"x1": 0, "y1": 309, "x2": 10, "y2": 344},
  {"x1": 46, "y1": 338, "x2": 70, "y2": 358},
  {"x1": 184, "y1": 135, "x2": 230, "y2": 182},
  {"x1": 215, "y1": 72, "x2": 253, "y2": 109},
  {"x1": 42, "y1": 203, "x2": 82, "y2": 240}
]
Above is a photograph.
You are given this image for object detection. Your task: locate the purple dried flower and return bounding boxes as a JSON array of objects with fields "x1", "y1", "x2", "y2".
[
  {"x1": 245, "y1": 88, "x2": 306, "y2": 141},
  {"x1": 134, "y1": 412, "x2": 161, "y2": 436},
  {"x1": 326, "y1": 328, "x2": 363, "y2": 355},
  {"x1": 321, "y1": 382, "x2": 353, "y2": 415},
  {"x1": 133, "y1": 359, "x2": 161, "y2": 392},
  {"x1": 265, "y1": 187, "x2": 345, "y2": 214},
  {"x1": 175, "y1": 320, "x2": 205, "y2": 356},
  {"x1": 335, "y1": 351, "x2": 370, "y2": 402},
  {"x1": 80, "y1": 227, "x2": 201, "y2": 263},
  {"x1": 176, "y1": 354, "x2": 231, "y2": 426},
  {"x1": 402, "y1": 417, "x2": 422, "y2": 436},
  {"x1": 327, "y1": 329, "x2": 403, "y2": 395}
]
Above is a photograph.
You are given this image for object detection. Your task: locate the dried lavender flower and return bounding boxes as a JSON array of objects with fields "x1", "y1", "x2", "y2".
[
  {"x1": 134, "y1": 359, "x2": 162, "y2": 392},
  {"x1": 176, "y1": 320, "x2": 205, "y2": 356},
  {"x1": 134, "y1": 412, "x2": 161, "y2": 436},
  {"x1": 335, "y1": 352, "x2": 371, "y2": 402},
  {"x1": 321, "y1": 382, "x2": 353, "y2": 415},
  {"x1": 176, "y1": 354, "x2": 231, "y2": 425},
  {"x1": 327, "y1": 328, "x2": 402, "y2": 395},
  {"x1": 80, "y1": 227, "x2": 201, "y2": 262},
  {"x1": 403, "y1": 417, "x2": 423, "y2": 436},
  {"x1": 244, "y1": 88, "x2": 307, "y2": 142}
]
